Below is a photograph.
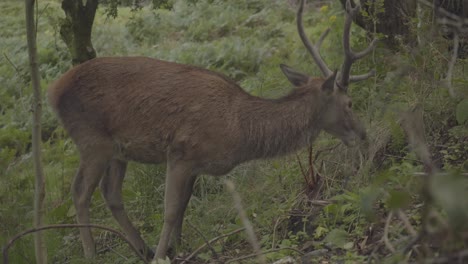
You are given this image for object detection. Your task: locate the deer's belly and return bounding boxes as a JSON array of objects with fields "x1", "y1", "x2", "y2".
[
  {"x1": 200, "y1": 158, "x2": 242, "y2": 176},
  {"x1": 112, "y1": 140, "x2": 167, "y2": 164}
]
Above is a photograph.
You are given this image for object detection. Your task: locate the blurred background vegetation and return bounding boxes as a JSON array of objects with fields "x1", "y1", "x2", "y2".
[{"x1": 0, "y1": 0, "x2": 467, "y2": 263}]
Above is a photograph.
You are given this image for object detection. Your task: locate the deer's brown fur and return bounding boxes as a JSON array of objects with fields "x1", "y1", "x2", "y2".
[{"x1": 49, "y1": 57, "x2": 345, "y2": 176}]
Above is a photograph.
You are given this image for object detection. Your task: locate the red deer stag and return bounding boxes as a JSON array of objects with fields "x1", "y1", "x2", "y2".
[{"x1": 48, "y1": 0, "x2": 376, "y2": 261}]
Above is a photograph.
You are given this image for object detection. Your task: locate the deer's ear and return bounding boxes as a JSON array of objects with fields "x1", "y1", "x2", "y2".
[
  {"x1": 280, "y1": 64, "x2": 310, "y2": 87},
  {"x1": 321, "y1": 70, "x2": 337, "y2": 94}
]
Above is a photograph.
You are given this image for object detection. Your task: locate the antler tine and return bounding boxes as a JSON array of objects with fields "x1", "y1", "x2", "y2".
[
  {"x1": 297, "y1": 0, "x2": 333, "y2": 77},
  {"x1": 338, "y1": 0, "x2": 378, "y2": 89},
  {"x1": 349, "y1": 69, "x2": 376, "y2": 82}
]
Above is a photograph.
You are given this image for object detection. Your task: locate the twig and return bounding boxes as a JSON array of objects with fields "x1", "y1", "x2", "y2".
[
  {"x1": 296, "y1": 153, "x2": 311, "y2": 186},
  {"x1": 180, "y1": 228, "x2": 245, "y2": 264},
  {"x1": 309, "y1": 200, "x2": 332, "y2": 206},
  {"x1": 3, "y1": 53, "x2": 21, "y2": 75},
  {"x1": 224, "y1": 180, "x2": 266, "y2": 264},
  {"x1": 2, "y1": 224, "x2": 148, "y2": 264},
  {"x1": 313, "y1": 143, "x2": 340, "y2": 163},
  {"x1": 443, "y1": 31, "x2": 458, "y2": 97},
  {"x1": 225, "y1": 247, "x2": 304, "y2": 263},
  {"x1": 383, "y1": 211, "x2": 396, "y2": 253},
  {"x1": 404, "y1": 226, "x2": 425, "y2": 255},
  {"x1": 383, "y1": 154, "x2": 422, "y2": 163},
  {"x1": 186, "y1": 220, "x2": 218, "y2": 260},
  {"x1": 96, "y1": 242, "x2": 120, "y2": 254},
  {"x1": 397, "y1": 210, "x2": 417, "y2": 237},
  {"x1": 106, "y1": 246, "x2": 129, "y2": 261},
  {"x1": 271, "y1": 217, "x2": 283, "y2": 249}
]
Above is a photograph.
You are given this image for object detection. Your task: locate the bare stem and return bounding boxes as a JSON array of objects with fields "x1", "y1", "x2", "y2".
[
  {"x1": 224, "y1": 180, "x2": 266, "y2": 264},
  {"x1": 383, "y1": 211, "x2": 396, "y2": 253}
]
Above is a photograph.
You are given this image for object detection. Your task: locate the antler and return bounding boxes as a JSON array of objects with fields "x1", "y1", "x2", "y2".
[
  {"x1": 338, "y1": 0, "x2": 378, "y2": 89},
  {"x1": 297, "y1": 0, "x2": 377, "y2": 90},
  {"x1": 297, "y1": 0, "x2": 333, "y2": 77}
]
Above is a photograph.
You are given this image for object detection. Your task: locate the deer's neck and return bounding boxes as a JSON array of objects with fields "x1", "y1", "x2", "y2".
[{"x1": 240, "y1": 88, "x2": 325, "y2": 160}]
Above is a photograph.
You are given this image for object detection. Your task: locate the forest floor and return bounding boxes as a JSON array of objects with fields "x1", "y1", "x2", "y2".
[{"x1": 1, "y1": 0, "x2": 467, "y2": 263}]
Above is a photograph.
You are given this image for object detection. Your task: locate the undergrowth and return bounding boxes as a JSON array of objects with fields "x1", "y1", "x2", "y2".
[{"x1": 0, "y1": 0, "x2": 467, "y2": 263}]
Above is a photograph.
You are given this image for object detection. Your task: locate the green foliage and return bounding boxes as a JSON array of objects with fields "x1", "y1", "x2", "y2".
[
  {"x1": 430, "y1": 172, "x2": 468, "y2": 230},
  {"x1": 456, "y1": 99, "x2": 468, "y2": 125},
  {"x1": 1, "y1": 0, "x2": 467, "y2": 263},
  {"x1": 323, "y1": 228, "x2": 352, "y2": 249},
  {"x1": 385, "y1": 189, "x2": 411, "y2": 210}
]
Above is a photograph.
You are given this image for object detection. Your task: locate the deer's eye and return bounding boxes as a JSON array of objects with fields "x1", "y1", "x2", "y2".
[{"x1": 348, "y1": 101, "x2": 352, "y2": 108}]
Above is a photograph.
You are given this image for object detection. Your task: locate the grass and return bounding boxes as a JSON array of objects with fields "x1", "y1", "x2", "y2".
[{"x1": 1, "y1": 0, "x2": 467, "y2": 263}]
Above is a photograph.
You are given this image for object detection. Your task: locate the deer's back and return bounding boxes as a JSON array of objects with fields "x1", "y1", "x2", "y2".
[{"x1": 49, "y1": 57, "x2": 249, "y2": 169}]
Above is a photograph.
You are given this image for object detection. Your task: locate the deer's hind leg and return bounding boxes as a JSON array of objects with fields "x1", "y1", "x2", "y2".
[
  {"x1": 100, "y1": 159, "x2": 154, "y2": 260},
  {"x1": 72, "y1": 142, "x2": 113, "y2": 259}
]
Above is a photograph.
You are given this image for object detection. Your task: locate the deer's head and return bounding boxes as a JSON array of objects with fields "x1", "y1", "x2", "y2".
[
  {"x1": 283, "y1": 0, "x2": 377, "y2": 145},
  {"x1": 280, "y1": 64, "x2": 367, "y2": 146}
]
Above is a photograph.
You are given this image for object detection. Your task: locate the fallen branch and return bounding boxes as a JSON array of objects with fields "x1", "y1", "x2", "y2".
[
  {"x1": 225, "y1": 247, "x2": 304, "y2": 263},
  {"x1": 179, "y1": 227, "x2": 245, "y2": 264},
  {"x1": 2, "y1": 224, "x2": 147, "y2": 264},
  {"x1": 186, "y1": 221, "x2": 218, "y2": 261},
  {"x1": 397, "y1": 210, "x2": 417, "y2": 237}
]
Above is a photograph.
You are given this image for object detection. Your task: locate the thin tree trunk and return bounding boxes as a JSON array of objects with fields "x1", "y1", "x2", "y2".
[{"x1": 25, "y1": 0, "x2": 47, "y2": 263}]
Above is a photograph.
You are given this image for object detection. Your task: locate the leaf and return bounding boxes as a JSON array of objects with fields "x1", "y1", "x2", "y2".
[
  {"x1": 360, "y1": 187, "x2": 381, "y2": 220},
  {"x1": 456, "y1": 99, "x2": 468, "y2": 125},
  {"x1": 313, "y1": 226, "x2": 329, "y2": 239},
  {"x1": 430, "y1": 172, "x2": 468, "y2": 229},
  {"x1": 49, "y1": 203, "x2": 69, "y2": 219},
  {"x1": 386, "y1": 189, "x2": 411, "y2": 209},
  {"x1": 343, "y1": 242, "x2": 354, "y2": 250},
  {"x1": 66, "y1": 205, "x2": 76, "y2": 218},
  {"x1": 323, "y1": 229, "x2": 349, "y2": 249}
]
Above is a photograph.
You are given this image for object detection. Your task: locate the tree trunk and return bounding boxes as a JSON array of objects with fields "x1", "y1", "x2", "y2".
[
  {"x1": 25, "y1": 0, "x2": 47, "y2": 263},
  {"x1": 60, "y1": 0, "x2": 98, "y2": 65},
  {"x1": 433, "y1": 0, "x2": 468, "y2": 58},
  {"x1": 434, "y1": 0, "x2": 468, "y2": 17},
  {"x1": 434, "y1": 0, "x2": 468, "y2": 37},
  {"x1": 340, "y1": 0, "x2": 417, "y2": 48}
]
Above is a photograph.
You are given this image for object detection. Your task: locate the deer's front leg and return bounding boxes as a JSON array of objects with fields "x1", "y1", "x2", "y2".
[{"x1": 154, "y1": 159, "x2": 196, "y2": 260}]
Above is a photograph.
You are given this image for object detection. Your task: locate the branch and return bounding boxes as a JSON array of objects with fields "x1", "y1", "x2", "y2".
[
  {"x1": 225, "y1": 247, "x2": 304, "y2": 263},
  {"x1": 180, "y1": 227, "x2": 245, "y2": 264},
  {"x1": 3, "y1": 53, "x2": 21, "y2": 75},
  {"x1": 2, "y1": 224, "x2": 148, "y2": 264},
  {"x1": 442, "y1": 32, "x2": 458, "y2": 97},
  {"x1": 186, "y1": 221, "x2": 218, "y2": 261},
  {"x1": 397, "y1": 210, "x2": 417, "y2": 237}
]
